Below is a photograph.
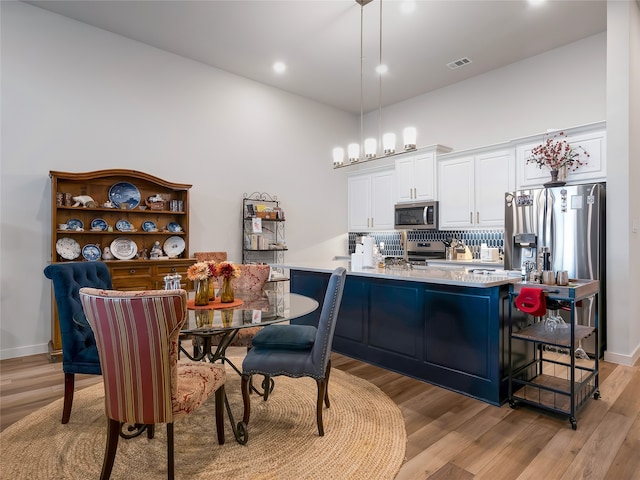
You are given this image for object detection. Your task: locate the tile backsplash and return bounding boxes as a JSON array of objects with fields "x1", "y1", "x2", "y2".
[{"x1": 348, "y1": 229, "x2": 504, "y2": 258}]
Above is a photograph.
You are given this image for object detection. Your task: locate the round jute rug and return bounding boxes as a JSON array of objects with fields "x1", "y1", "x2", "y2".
[{"x1": 0, "y1": 367, "x2": 406, "y2": 479}]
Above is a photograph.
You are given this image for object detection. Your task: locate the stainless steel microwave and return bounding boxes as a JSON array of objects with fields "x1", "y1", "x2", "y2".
[{"x1": 394, "y1": 201, "x2": 439, "y2": 230}]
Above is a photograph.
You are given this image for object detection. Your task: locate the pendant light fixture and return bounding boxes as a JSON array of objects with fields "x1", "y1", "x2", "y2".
[{"x1": 333, "y1": 0, "x2": 418, "y2": 168}]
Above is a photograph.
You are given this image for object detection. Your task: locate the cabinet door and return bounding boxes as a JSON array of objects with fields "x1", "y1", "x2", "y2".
[
  {"x1": 475, "y1": 149, "x2": 514, "y2": 227},
  {"x1": 370, "y1": 170, "x2": 395, "y2": 230},
  {"x1": 348, "y1": 173, "x2": 372, "y2": 231},
  {"x1": 395, "y1": 157, "x2": 415, "y2": 203},
  {"x1": 438, "y1": 156, "x2": 475, "y2": 229},
  {"x1": 413, "y1": 152, "x2": 436, "y2": 201}
]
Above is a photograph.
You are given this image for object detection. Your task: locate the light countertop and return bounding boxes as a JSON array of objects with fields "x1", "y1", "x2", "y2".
[{"x1": 281, "y1": 260, "x2": 520, "y2": 288}]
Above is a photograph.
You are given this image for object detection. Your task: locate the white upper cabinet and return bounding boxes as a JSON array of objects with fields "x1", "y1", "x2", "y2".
[
  {"x1": 395, "y1": 145, "x2": 452, "y2": 203},
  {"x1": 438, "y1": 148, "x2": 515, "y2": 229},
  {"x1": 396, "y1": 152, "x2": 435, "y2": 203},
  {"x1": 348, "y1": 169, "x2": 395, "y2": 231},
  {"x1": 516, "y1": 122, "x2": 606, "y2": 189}
]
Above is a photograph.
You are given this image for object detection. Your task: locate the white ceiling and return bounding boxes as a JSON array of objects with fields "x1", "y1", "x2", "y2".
[{"x1": 24, "y1": 0, "x2": 606, "y2": 114}]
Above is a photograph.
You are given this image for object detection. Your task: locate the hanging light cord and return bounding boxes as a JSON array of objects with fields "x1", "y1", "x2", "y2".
[
  {"x1": 360, "y1": 2, "x2": 365, "y2": 158},
  {"x1": 378, "y1": 0, "x2": 383, "y2": 149}
]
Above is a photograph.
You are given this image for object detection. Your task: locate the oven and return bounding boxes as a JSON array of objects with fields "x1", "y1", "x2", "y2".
[{"x1": 405, "y1": 240, "x2": 446, "y2": 265}]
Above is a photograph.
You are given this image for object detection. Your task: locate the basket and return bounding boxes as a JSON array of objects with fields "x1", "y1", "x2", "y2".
[
  {"x1": 256, "y1": 212, "x2": 277, "y2": 219},
  {"x1": 145, "y1": 199, "x2": 165, "y2": 211}
]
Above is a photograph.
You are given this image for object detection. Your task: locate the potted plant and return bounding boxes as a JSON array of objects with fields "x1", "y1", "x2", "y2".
[{"x1": 526, "y1": 131, "x2": 590, "y2": 186}]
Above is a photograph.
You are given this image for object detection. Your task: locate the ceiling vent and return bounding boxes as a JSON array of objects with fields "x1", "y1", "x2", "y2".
[{"x1": 446, "y1": 57, "x2": 472, "y2": 70}]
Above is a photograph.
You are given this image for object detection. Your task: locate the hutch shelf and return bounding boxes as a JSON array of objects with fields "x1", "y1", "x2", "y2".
[{"x1": 48, "y1": 169, "x2": 196, "y2": 357}]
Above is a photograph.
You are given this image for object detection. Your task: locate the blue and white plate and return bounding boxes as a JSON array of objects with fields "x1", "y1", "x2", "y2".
[
  {"x1": 115, "y1": 219, "x2": 134, "y2": 232},
  {"x1": 167, "y1": 222, "x2": 182, "y2": 233},
  {"x1": 82, "y1": 244, "x2": 101, "y2": 261},
  {"x1": 142, "y1": 220, "x2": 157, "y2": 232},
  {"x1": 90, "y1": 218, "x2": 108, "y2": 231},
  {"x1": 66, "y1": 218, "x2": 84, "y2": 230},
  {"x1": 108, "y1": 182, "x2": 141, "y2": 209}
]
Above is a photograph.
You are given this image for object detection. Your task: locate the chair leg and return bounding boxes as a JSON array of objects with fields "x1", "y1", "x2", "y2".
[
  {"x1": 167, "y1": 423, "x2": 174, "y2": 480},
  {"x1": 147, "y1": 424, "x2": 155, "y2": 439},
  {"x1": 316, "y1": 378, "x2": 327, "y2": 437},
  {"x1": 324, "y1": 359, "x2": 332, "y2": 408},
  {"x1": 215, "y1": 385, "x2": 225, "y2": 445},
  {"x1": 241, "y1": 374, "x2": 251, "y2": 425},
  {"x1": 100, "y1": 419, "x2": 120, "y2": 480},
  {"x1": 62, "y1": 372, "x2": 75, "y2": 424},
  {"x1": 262, "y1": 375, "x2": 272, "y2": 401}
]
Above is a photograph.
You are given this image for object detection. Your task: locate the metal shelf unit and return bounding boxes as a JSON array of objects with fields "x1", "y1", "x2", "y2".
[
  {"x1": 508, "y1": 280, "x2": 600, "y2": 430},
  {"x1": 241, "y1": 192, "x2": 287, "y2": 286}
]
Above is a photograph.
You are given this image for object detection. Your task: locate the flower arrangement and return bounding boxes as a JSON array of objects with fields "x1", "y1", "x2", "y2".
[
  {"x1": 213, "y1": 261, "x2": 241, "y2": 280},
  {"x1": 186, "y1": 261, "x2": 216, "y2": 281},
  {"x1": 526, "y1": 131, "x2": 590, "y2": 172}
]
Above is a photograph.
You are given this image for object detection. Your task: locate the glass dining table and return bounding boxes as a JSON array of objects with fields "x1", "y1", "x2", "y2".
[{"x1": 179, "y1": 289, "x2": 319, "y2": 444}]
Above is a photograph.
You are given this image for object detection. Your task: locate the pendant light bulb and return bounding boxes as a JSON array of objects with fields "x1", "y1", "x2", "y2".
[
  {"x1": 364, "y1": 138, "x2": 377, "y2": 158},
  {"x1": 383, "y1": 133, "x2": 396, "y2": 155},
  {"x1": 332, "y1": 147, "x2": 345, "y2": 167},
  {"x1": 348, "y1": 143, "x2": 361, "y2": 163},
  {"x1": 403, "y1": 127, "x2": 417, "y2": 150}
]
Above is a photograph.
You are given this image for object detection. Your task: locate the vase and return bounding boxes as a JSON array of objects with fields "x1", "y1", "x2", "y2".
[
  {"x1": 543, "y1": 168, "x2": 566, "y2": 188},
  {"x1": 220, "y1": 276, "x2": 234, "y2": 303},
  {"x1": 194, "y1": 278, "x2": 210, "y2": 306},
  {"x1": 221, "y1": 309, "x2": 234, "y2": 327}
]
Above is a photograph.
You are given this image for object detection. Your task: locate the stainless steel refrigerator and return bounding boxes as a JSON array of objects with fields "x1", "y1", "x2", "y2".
[{"x1": 504, "y1": 183, "x2": 606, "y2": 354}]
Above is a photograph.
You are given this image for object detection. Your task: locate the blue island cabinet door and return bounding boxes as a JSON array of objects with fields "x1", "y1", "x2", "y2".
[{"x1": 423, "y1": 286, "x2": 501, "y2": 405}]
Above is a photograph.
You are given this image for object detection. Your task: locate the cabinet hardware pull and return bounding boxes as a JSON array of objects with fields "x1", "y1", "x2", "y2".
[
  {"x1": 129, "y1": 269, "x2": 136, "y2": 274},
  {"x1": 477, "y1": 212, "x2": 480, "y2": 223},
  {"x1": 171, "y1": 267, "x2": 177, "y2": 272},
  {"x1": 470, "y1": 212, "x2": 473, "y2": 223}
]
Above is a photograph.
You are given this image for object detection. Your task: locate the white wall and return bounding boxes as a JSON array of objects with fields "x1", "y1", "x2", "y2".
[
  {"x1": 0, "y1": 2, "x2": 355, "y2": 358},
  {"x1": 603, "y1": 0, "x2": 640, "y2": 366},
  {"x1": 2, "y1": 1, "x2": 637, "y2": 364}
]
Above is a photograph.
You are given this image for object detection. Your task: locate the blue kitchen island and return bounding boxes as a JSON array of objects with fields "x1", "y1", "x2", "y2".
[{"x1": 284, "y1": 261, "x2": 523, "y2": 406}]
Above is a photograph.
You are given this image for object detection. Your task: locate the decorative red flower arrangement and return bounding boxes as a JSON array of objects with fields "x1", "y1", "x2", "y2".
[{"x1": 526, "y1": 131, "x2": 590, "y2": 172}]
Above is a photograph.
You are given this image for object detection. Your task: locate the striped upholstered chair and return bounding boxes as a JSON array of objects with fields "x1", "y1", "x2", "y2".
[{"x1": 79, "y1": 288, "x2": 226, "y2": 480}]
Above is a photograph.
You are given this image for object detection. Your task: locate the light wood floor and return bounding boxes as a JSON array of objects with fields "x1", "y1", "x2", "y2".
[{"x1": 1, "y1": 350, "x2": 638, "y2": 479}]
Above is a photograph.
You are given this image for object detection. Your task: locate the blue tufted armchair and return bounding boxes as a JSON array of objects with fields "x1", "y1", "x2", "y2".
[
  {"x1": 240, "y1": 267, "x2": 346, "y2": 436},
  {"x1": 43, "y1": 261, "x2": 112, "y2": 424}
]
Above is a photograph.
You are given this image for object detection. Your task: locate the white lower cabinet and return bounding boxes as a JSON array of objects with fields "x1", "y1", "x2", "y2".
[
  {"x1": 348, "y1": 169, "x2": 395, "y2": 231},
  {"x1": 438, "y1": 149, "x2": 515, "y2": 229}
]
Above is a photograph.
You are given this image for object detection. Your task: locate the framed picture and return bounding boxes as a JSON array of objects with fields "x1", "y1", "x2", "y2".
[{"x1": 246, "y1": 203, "x2": 255, "y2": 217}]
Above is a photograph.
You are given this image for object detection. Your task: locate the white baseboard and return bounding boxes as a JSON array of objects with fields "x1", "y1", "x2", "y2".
[
  {"x1": 604, "y1": 345, "x2": 640, "y2": 366},
  {"x1": 0, "y1": 343, "x2": 49, "y2": 361}
]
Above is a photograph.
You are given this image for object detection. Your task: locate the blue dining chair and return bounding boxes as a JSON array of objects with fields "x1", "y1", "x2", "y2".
[
  {"x1": 43, "y1": 261, "x2": 112, "y2": 423},
  {"x1": 240, "y1": 267, "x2": 346, "y2": 436}
]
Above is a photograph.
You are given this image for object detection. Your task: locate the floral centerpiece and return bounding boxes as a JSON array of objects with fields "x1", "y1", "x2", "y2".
[
  {"x1": 187, "y1": 261, "x2": 216, "y2": 305},
  {"x1": 526, "y1": 131, "x2": 590, "y2": 185},
  {"x1": 212, "y1": 261, "x2": 241, "y2": 303}
]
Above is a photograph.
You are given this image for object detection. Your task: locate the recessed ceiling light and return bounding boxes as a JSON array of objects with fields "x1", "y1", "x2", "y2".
[
  {"x1": 376, "y1": 64, "x2": 388, "y2": 74},
  {"x1": 400, "y1": 0, "x2": 416, "y2": 14},
  {"x1": 528, "y1": 0, "x2": 546, "y2": 6},
  {"x1": 272, "y1": 61, "x2": 286, "y2": 74}
]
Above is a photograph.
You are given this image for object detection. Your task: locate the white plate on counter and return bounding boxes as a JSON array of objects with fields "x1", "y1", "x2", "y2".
[
  {"x1": 56, "y1": 237, "x2": 81, "y2": 260},
  {"x1": 163, "y1": 236, "x2": 185, "y2": 258},
  {"x1": 110, "y1": 237, "x2": 138, "y2": 260}
]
